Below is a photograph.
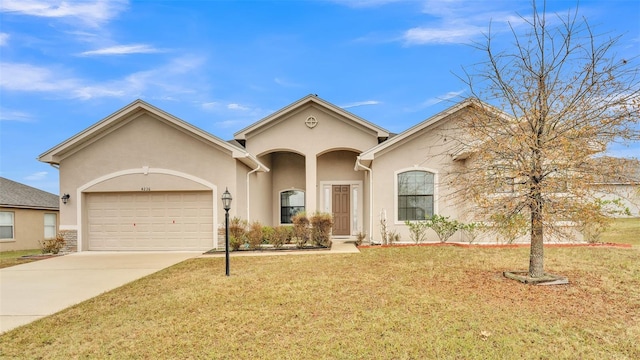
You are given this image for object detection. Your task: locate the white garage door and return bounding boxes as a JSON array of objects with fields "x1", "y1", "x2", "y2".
[{"x1": 87, "y1": 191, "x2": 214, "y2": 250}]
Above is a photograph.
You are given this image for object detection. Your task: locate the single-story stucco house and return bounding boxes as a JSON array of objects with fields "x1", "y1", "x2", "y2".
[
  {"x1": 37, "y1": 95, "x2": 638, "y2": 251},
  {"x1": 0, "y1": 177, "x2": 60, "y2": 251}
]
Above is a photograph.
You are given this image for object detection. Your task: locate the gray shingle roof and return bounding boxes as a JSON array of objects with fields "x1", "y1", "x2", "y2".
[{"x1": 0, "y1": 177, "x2": 59, "y2": 210}]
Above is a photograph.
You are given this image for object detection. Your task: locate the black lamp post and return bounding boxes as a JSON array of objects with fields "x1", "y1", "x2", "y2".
[{"x1": 221, "y1": 188, "x2": 232, "y2": 276}]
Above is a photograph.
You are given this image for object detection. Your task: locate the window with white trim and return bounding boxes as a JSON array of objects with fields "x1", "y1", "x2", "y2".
[
  {"x1": 280, "y1": 190, "x2": 305, "y2": 224},
  {"x1": 398, "y1": 170, "x2": 434, "y2": 221},
  {"x1": 44, "y1": 213, "x2": 57, "y2": 239},
  {"x1": 0, "y1": 211, "x2": 14, "y2": 239}
]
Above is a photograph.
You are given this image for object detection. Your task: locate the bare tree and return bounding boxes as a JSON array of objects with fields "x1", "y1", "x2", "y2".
[{"x1": 451, "y1": 1, "x2": 639, "y2": 278}]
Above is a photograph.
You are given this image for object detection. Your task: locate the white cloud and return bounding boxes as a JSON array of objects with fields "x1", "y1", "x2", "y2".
[
  {"x1": 0, "y1": 108, "x2": 33, "y2": 122},
  {"x1": 0, "y1": 62, "x2": 80, "y2": 92},
  {"x1": 0, "y1": 55, "x2": 207, "y2": 100},
  {"x1": 24, "y1": 171, "x2": 48, "y2": 181},
  {"x1": 420, "y1": 90, "x2": 465, "y2": 107},
  {"x1": 227, "y1": 103, "x2": 249, "y2": 111},
  {"x1": 274, "y1": 77, "x2": 302, "y2": 88},
  {"x1": 0, "y1": 0, "x2": 128, "y2": 27},
  {"x1": 79, "y1": 44, "x2": 164, "y2": 56},
  {"x1": 400, "y1": 0, "x2": 534, "y2": 46},
  {"x1": 403, "y1": 25, "x2": 483, "y2": 45},
  {"x1": 330, "y1": 0, "x2": 403, "y2": 8},
  {"x1": 341, "y1": 100, "x2": 381, "y2": 109},
  {"x1": 201, "y1": 102, "x2": 219, "y2": 110},
  {"x1": 0, "y1": 33, "x2": 8, "y2": 46}
]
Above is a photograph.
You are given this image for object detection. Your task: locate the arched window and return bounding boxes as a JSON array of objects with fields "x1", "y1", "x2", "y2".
[
  {"x1": 397, "y1": 170, "x2": 434, "y2": 221},
  {"x1": 280, "y1": 190, "x2": 305, "y2": 224}
]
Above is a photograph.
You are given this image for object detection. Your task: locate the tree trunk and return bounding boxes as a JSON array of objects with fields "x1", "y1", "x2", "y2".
[{"x1": 529, "y1": 193, "x2": 544, "y2": 278}]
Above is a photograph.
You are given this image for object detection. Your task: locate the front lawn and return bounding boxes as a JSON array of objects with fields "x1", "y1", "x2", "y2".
[
  {"x1": 599, "y1": 218, "x2": 640, "y2": 246},
  {"x1": 1, "y1": 244, "x2": 638, "y2": 359},
  {"x1": 0, "y1": 249, "x2": 42, "y2": 269}
]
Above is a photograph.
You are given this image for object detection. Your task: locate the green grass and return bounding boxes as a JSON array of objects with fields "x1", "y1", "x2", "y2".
[
  {"x1": 1, "y1": 244, "x2": 639, "y2": 359},
  {"x1": 0, "y1": 249, "x2": 42, "y2": 269},
  {"x1": 600, "y1": 218, "x2": 640, "y2": 246}
]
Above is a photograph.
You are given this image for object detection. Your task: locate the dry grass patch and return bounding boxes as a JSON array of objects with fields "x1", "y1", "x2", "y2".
[
  {"x1": 600, "y1": 218, "x2": 640, "y2": 246},
  {"x1": 1, "y1": 245, "x2": 639, "y2": 359},
  {"x1": 0, "y1": 249, "x2": 42, "y2": 269}
]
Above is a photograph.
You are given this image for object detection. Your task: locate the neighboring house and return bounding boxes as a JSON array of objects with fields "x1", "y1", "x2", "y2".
[
  {"x1": 37, "y1": 95, "x2": 634, "y2": 252},
  {"x1": 0, "y1": 177, "x2": 60, "y2": 251},
  {"x1": 591, "y1": 157, "x2": 640, "y2": 217}
]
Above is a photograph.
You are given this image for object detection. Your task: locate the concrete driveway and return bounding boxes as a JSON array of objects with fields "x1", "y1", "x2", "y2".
[{"x1": 0, "y1": 251, "x2": 200, "y2": 334}]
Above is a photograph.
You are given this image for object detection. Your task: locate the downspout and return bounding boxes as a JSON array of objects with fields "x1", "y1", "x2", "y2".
[
  {"x1": 354, "y1": 157, "x2": 374, "y2": 244},
  {"x1": 246, "y1": 164, "x2": 262, "y2": 223}
]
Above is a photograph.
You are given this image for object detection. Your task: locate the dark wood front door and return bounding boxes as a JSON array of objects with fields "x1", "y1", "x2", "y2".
[{"x1": 332, "y1": 185, "x2": 350, "y2": 236}]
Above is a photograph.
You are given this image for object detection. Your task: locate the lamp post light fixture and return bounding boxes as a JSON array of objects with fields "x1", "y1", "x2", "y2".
[{"x1": 221, "y1": 188, "x2": 232, "y2": 276}]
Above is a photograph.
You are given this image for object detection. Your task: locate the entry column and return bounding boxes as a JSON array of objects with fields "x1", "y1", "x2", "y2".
[{"x1": 305, "y1": 154, "x2": 317, "y2": 215}]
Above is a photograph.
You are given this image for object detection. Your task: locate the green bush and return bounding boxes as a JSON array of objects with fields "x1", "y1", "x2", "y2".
[
  {"x1": 462, "y1": 222, "x2": 486, "y2": 244},
  {"x1": 262, "y1": 226, "x2": 275, "y2": 245},
  {"x1": 292, "y1": 212, "x2": 310, "y2": 248},
  {"x1": 405, "y1": 220, "x2": 429, "y2": 244},
  {"x1": 229, "y1": 235, "x2": 243, "y2": 251},
  {"x1": 310, "y1": 212, "x2": 333, "y2": 247},
  {"x1": 426, "y1": 215, "x2": 463, "y2": 243}
]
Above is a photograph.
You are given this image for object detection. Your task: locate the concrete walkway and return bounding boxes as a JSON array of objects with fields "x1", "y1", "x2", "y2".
[{"x1": 0, "y1": 240, "x2": 359, "y2": 334}]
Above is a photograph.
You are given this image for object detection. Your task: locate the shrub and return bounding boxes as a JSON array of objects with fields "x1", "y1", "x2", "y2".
[
  {"x1": 228, "y1": 217, "x2": 247, "y2": 250},
  {"x1": 388, "y1": 230, "x2": 400, "y2": 244},
  {"x1": 246, "y1": 221, "x2": 264, "y2": 249},
  {"x1": 405, "y1": 220, "x2": 429, "y2": 244},
  {"x1": 272, "y1": 226, "x2": 289, "y2": 248},
  {"x1": 310, "y1": 212, "x2": 333, "y2": 247},
  {"x1": 462, "y1": 222, "x2": 486, "y2": 244},
  {"x1": 292, "y1": 212, "x2": 310, "y2": 248},
  {"x1": 489, "y1": 213, "x2": 528, "y2": 244},
  {"x1": 229, "y1": 235, "x2": 243, "y2": 251},
  {"x1": 426, "y1": 214, "x2": 463, "y2": 243},
  {"x1": 39, "y1": 232, "x2": 66, "y2": 254},
  {"x1": 355, "y1": 231, "x2": 366, "y2": 246},
  {"x1": 262, "y1": 226, "x2": 275, "y2": 245}
]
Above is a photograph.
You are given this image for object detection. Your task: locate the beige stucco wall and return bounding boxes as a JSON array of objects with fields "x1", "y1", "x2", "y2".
[
  {"x1": 0, "y1": 207, "x2": 59, "y2": 252},
  {"x1": 56, "y1": 111, "x2": 246, "y2": 249},
  {"x1": 595, "y1": 184, "x2": 640, "y2": 217},
  {"x1": 243, "y1": 103, "x2": 380, "y2": 227},
  {"x1": 317, "y1": 150, "x2": 362, "y2": 182},
  {"x1": 244, "y1": 104, "x2": 379, "y2": 158},
  {"x1": 368, "y1": 113, "x2": 466, "y2": 243}
]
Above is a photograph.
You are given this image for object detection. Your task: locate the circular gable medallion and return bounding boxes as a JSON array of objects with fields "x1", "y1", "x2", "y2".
[{"x1": 305, "y1": 115, "x2": 318, "y2": 129}]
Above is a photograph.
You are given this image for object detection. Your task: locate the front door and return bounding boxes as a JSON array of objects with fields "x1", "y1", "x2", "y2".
[{"x1": 332, "y1": 185, "x2": 350, "y2": 236}]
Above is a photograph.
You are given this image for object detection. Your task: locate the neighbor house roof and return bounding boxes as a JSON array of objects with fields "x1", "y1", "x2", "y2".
[
  {"x1": 0, "y1": 177, "x2": 59, "y2": 210},
  {"x1": 234, "y1": 94, "x2": 390, "y2": 141},
  {"x1": 591, "y1": 156, "x2": 640, "y2": 184},
  {"x1": 38, "y1": 100, "x2": 269, "y2": 172}
]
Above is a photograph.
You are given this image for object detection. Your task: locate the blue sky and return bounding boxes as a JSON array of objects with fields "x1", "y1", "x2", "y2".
[{"x1": 1, "y1": 0, "x2": 638, "y2": 194}]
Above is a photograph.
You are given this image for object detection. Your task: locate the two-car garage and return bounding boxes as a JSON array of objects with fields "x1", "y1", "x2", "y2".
[{"x1": 86, "y1": 191, "x2": 214, "y2": 251}]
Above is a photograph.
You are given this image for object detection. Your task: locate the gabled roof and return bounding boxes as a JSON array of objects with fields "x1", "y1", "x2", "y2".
[
  {"x1": 234, "y1": 94, "x2": 389, "y2": 140},
  {"x1": 0, "y1": 177, "x2": 59, "y2": 210},
  {"x1": 358, "y1": 98, "x2": 479, "y2": 162},
  {"x1": 38, "y1": 100, "x2": 268, "y2": 171}
]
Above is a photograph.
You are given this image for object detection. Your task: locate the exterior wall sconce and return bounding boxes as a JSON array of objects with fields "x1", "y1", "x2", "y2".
[
  {"x1": 221, "y1": 188, "x2": 232, "y2": 276},
  {"x1": 61, "y1": 194, "x2": 70, "y2": 205}
]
